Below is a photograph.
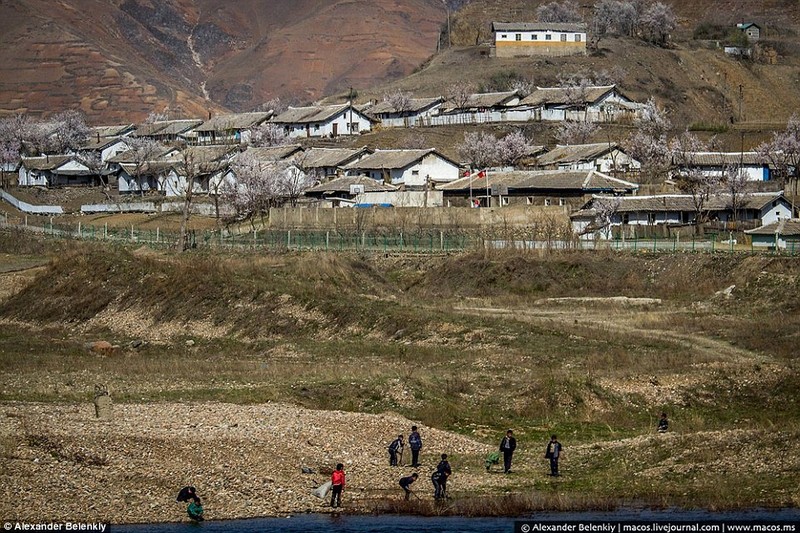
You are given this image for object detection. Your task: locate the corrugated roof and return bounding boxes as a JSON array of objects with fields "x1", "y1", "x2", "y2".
[
  {"x1": 195, "y1": 112, "x2": 272, "y2": 132},
  {"x1": 300, "y1": 147, "x2": 369, "y2": 168},
  {"x1": 520, "y1": 85, "x2": 617, "y2": 106},
  {"x1": 271, "y1": 104, "x2": 351, "y2": 124},
  {"x1": 746, "y1": 218, "x2": 800, "y2": 236},
  {"x1": 344, "y1": 149, "x2": 447, "y2": 170},
  {"x1": 537, "y1": 143, "x2": 619, "y2": 165},
  {"x1": 367, "y1": 97, "x2": 443, "y2": 115},
  {"x1": 438, "y1": 169, "x2": 639, "y2": 192},
  {"x1": 305, "y1": 175, "x2": 398, "y2": 194},
  {"x1": 492, "y1": 22, "x2": 587, "y2": 33}
]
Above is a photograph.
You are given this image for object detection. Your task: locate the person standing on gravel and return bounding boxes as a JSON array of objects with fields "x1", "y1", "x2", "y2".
[
  {"x1": 499, "y1": 429, "x2": 517, "y2": 473},
  {"x1": 330, "y1": 463, "x2": 346, "y2": 508},
  {"x1": 657, "y1": 412, "x2": 669, "y2": 433},
  {"x1": 389, "y1": 434, "x2": 404, "y2": 466},
  {"x1": 408, "y1": 425, "x2": 422, "y2": 467},
  {"x1": 545, "y1": 435, "x2": 563, "y2": 477}
]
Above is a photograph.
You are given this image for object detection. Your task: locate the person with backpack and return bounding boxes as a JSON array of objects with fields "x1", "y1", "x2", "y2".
[
  {"x1": 544, "y1": 435, "x2": 563, "y2": 477},
  {"x1": 499, "y1": 429, "x2": 517, "y2": 473},
  {"x1": 388, "y1": 434, "x2": 404, "y2": 466},
  {"x1": 408, "y1": 425, "x2": 422, "y2": 467},
  {"x1": 432, "y1": 453, "x2": 452, "y2": 500},
  {"x1": 399, "y1": 472, "x2": 419, "y2": 500},
  {"x1": 330, "y1": 463, "x2": 346, "y2": 508}
]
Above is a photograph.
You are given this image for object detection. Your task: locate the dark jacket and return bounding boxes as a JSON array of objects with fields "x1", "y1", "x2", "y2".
[
  {"x1": 500, "y1": 436, "x2": 517, "y2": 453},
  {"x1": 436, "y1": 459, "x2": 452, "y2": 479},
  {"x1": 545, "y1": 440, "x2": 562, "y2": 459},
  {"x1": 176, "y1": 486, "x2": 197, "y2": 502},
  {"x1": 399, "y1": 475, "x2": 416, "y2": 489},
  {"x1": 389, "y1": 437, "x2": 404, "y2": 452},
  {"x1": 408, "y1": 431, "x2": 422, "y2": 451}
]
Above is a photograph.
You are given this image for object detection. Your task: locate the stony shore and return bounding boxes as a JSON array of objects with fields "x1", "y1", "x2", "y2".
[{"x1": 0, "y1": 401, "x2": 509, "y2": 524}]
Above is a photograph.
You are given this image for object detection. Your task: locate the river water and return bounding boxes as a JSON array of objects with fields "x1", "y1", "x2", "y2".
[{"x1": 110, "y1": 508, "x2": 800, "y2": 533}]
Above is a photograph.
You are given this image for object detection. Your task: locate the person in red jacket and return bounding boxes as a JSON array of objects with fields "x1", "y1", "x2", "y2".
[{"x1": 330, "y1": 463, "x2": 346, "y2": 508}]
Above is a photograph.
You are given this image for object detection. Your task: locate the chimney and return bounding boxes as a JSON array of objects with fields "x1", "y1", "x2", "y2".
[
  {"x1": 97, "y1": 132, "x2": 100, "y2": 143},
  {"x1": 208, "y1": 110, "x2": 212, "y2": 120}
]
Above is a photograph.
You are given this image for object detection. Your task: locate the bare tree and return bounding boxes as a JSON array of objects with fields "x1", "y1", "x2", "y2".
[
  {"x1": 144, "y1": 110, "x2": 169, "y2": 123},
  {"x1": 536, "y1": 1, "x2": 584, "y2": 23},
  {"x1": 671, "y1": 132, "x2": 720, "y2": 226},
  {"x1": 591, "y1": 196, "x2": 621, "y2": 238},
  {"x1": 509, "y1": 78, "x2": 536, "y2": 98},
  {"x1": 124, "y1": 137, "x2": 164, "y2": 197},
  {"x1": 249, "y1": 122, "x2": 290, "y2": 147},
  {"x1": 277, "y1": 162, "x2": 313, "y2": 207},
  {"x1": 176, "y1": 146, "x2": 211, "y2": 252},
  {"x1": 383, "y1": 89, "x2": 414, "y2": 126},
  {"x1": 640, "y1": 1, "x2": 676, "y2": 46},
  {"x1": 74, "y1": 150, "x2": 107, "y2": 188},
  {"x1": 446, "y1": 81, "x2": 474, "y2": 109},
  {"x1": 556, "y1": 120, "x2": 599, "y2": 145},
  {"x1": 723, "y1": 164, "x2": 751, "y2": 225},
  {"x1": 497, "y1": 130, "x2": 535, "y2": 168},
  {"x1": 458, "y1": 131, "x2": 499, "y2": 170},
  {"x1": 592, "y1": 0, "x2": 637, "y2": 47}
]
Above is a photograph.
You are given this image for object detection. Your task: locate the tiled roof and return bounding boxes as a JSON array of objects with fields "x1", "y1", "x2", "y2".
[
  {"x1": 590, "y1": 192, "x2": 785, "y2": 212},
  {"x1": 90, "y1": 124, "x2": 134, "y2": 138},
  {"x1": 344, "y1": 149, "x2": 452, "y2": 170},
  {"x1": 442, "y1": 91, "x2": 519, "y2": 112},
  {"x1": 305, "y1": 175, "x2": 398, "y2": 194},
  {"x1": 492, "y1": 22, "x2": 587, "y2": 33},
  {"x1": 367, "y1": 97, "x2": 443, "y2": 115},
  {"x1": 438, "y1": 169, "x2": 639, "y2": 192},
  {"x1": 299, "y1": 147, "x2": 370, "y2": 168},
  {"x1": 537, "y1": 143, "x2": 620, "y2": 165},
  {"x1": 271, "y1": 104, "x2": 352, "y2": 124},
  {"x1": 20, "y1": 155, "x2": 73, "y2": 170},
  {"x1": 520, "y1": 85, "x2": 617, "y2": 106},
  {"x1": 238, "y1": 145, "x2": 304, "y2": 162},
  {"x1": 746, "y1": 218, "x2": 800, "y2": 236},
  {"x1": 79, "y1": 137, "x2": 128, "y2": 151},
  {"x1": 195, "y1": 112, "x2": 272, "y2": 132}
]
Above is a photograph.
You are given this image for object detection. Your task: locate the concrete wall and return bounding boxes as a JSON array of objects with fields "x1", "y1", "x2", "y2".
[
  {"x1": 0, "y1": 189, "x2": 64, "y2": 215},
  {"x1": 265, "y1": 205, "x2": 570, "y2": 231}
]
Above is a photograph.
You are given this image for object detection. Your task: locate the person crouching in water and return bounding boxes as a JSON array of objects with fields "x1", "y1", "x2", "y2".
[
  {"x1": 187, "y1": 497, "x2": 204, "y2": 521},
  {"x1": 330, "y1": 463, "x2": 346, "y2": 508},
  {"x1": 399, "y1": 473, "x2": 418, "y2": 500}
]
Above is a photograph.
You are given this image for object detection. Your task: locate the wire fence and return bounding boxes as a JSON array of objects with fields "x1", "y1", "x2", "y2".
[{"x1": 2, "y1": 217, "x2": 799, "y2": 256}]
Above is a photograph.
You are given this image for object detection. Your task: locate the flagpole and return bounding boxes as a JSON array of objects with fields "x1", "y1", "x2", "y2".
[{"x1": 469, "y1": 167, "x2": 473, "y2": 207}]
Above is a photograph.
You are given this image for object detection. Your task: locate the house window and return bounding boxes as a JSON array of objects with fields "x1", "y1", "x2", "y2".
[
  {"x1": 314, "y1": 124, "x2": 320, "y2": 131},
  {"x1": 527, "y1": 196, "x2": 534, "y2": 205},
  {"x1": 561, "y1": 34, "x2": 567, "y2": 42},
  {"x1": 532, "y1": 34, "x2": 538, "y2": 40},
  {"x1": 545, "y1": 34, "x2": 552, "y2": 41},
  {"x1": 501, "y1": 34, "x2": 507, "y2": 39},
  {"x1": 412, "y1": 170, "x2": 419, "y2": 176},
  {"x1": 515, "y1": 34, "x2": 522, "y2": 41},
  {"x1": 544, "y1": 198, "x2": 551, "y2": 206},
  {"x1": 559, "y1": 198, "x2": 566, "y2": 206},
  {"x1": 502, "y1": 197, "x2": 509, "y2": 206},
  {"x1": 575, "y1": 34, "x2": 582, "y2": 42}
]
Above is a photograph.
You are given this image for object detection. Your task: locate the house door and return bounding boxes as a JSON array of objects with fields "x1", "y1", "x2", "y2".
[
  {"x1": 305, "y1": 124, "x2": 310, "y2": 138},
  {"x1": 332, "y1": 123, "x2": 338, "y2": 137}
]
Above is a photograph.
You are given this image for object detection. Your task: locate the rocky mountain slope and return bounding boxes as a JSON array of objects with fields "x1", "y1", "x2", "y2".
[{"x1": 0, "y1": 0, "x2": 444, "y2": 122}]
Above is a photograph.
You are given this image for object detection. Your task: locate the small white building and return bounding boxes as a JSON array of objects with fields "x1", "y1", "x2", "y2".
[
  {"x1": 492, "y1": 22, "x2": 587, "y2": 57},
  {"x1": 343, "y1": 149, "x2": 460, "y2": 189},
  {"x1": 76, "y1": 136, "x2": 130, "y2": 164},
  {"x1": 536, "y1": 143, "x2": 641, "y2": 173},
  {"x1": 366, "y1": 97, "x2": 444, "y2": 128},
  {"x1": 519, "y1": 85, "x2": 643, "y2": 123},
  {"x1": 110, "y1": 146, "x2": 182, "y2": 195},
  {"x1": 271, "y1": 103, "x2": 374, "y2": 138},
  {"x1": 194, "y1": 112, "x2": 273, "y2": 146},
  {"x1": 672, "y1": 152, "x2": 773, "y2": 181},
  {"x1": 297, "y1": 147, "x2": 372, "y2": 179},
  {"x1": 746, "y1": 219, "x2": 800, "y2": 250},
  {"x1": 430, "y1": 91, "x2": 522, "y2": 126},
  {"x1": 18, "y1": 155, "x2": 97, "y2": 187}
]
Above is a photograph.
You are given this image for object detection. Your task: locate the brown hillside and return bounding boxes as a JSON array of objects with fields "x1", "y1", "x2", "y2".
[{"x1": 0, "y1": 0, "x2": 444, "y2": 122}]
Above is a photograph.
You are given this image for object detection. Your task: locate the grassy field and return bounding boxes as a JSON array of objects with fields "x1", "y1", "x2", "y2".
[{"x1": 0, "y1": 228, "x2": 798, "y2": 511}]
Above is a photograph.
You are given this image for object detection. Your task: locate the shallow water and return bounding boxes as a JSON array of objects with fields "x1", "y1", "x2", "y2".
[{"x1": 111, "y1": 508, "x2": 800, "y2": 533}]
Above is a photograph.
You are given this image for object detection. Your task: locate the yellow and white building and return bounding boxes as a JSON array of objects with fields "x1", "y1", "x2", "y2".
[{"x1": 492, "y1": 22, "x2": 587, "y2": 57}]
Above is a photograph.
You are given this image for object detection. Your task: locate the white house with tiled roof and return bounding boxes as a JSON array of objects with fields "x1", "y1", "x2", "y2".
[
  {"x1": 271, "y1": 103, "x2": 374, "y2": 138},
  {"x1": 343, "y1": 149, "x2": 460, "y2": 188}
]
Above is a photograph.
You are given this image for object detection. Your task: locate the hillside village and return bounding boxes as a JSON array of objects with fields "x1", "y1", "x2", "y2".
[{"x1": 1, "y1": 9, "x2": 799, "y2": 250}]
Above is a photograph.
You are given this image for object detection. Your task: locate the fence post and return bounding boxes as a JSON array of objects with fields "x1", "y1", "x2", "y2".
[
  {"x1": 653, "y1": 236, "x2": 657, "y2": 253},
  {"x1": 326, "y1": 231, "x2": 330, "y2": 251},
  {"x1": 287, "y1": 230, "x2": 291, "y2": 249},
  {"x1": 440, "y1": 230, "x2": 444, "y2": 251},
  {"x1": 361, "y1": 231, "x2": 365, "y2": 249},
  {"x1": 77, "y1": 221, "x2": 81, "y2": 238},
  {"x1": 104, "y1": 223, "x2": 108, "y2": 240},
  {"x1": 156, "y1": 227, "x2": 160, "y2": 243},
  {"x1": 253, "y1": 228, "x2": 257, "y2": 248}
]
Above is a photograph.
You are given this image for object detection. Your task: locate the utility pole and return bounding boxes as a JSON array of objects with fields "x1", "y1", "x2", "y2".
[{"x1": 738, "y1": 84, "x2": 744, "y2": 122}]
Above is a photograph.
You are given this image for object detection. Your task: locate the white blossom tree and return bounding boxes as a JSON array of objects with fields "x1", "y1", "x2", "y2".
[
  {"x1": 670, "y1": 132, "x2": 721, "y2": 225},
  {"x1": 47, "y1": 110, "x2": 90, "y2": 153},
  {"x1": 249, "y1": 122, "x2": 290, "y2": 147},
  {"x1": 757, "y1": 113, "x2": 800, "y2": 195},
  {"x1": 624, "y1": 98, "x2": 671, "y2": 181},
  {"x1": 457, "y1": 131, "x2": 499, "y2": 170},
  {"x1": 383, "y1": 89, "x2": 414, "y2": 126},
  {"x1": 223, "y1": 152, "x2": 283, "y2": 228},
  {"x1": 556, "y1": 120, "x2": 599, "y2": 145},
  {"x1": 509, "y1": 78, "x2": 536, "y2": 98},
  {"x1": 536, "y1": 1, "x2": 584, "y2": 23},
  {"x1": 723, "y1": 164, "x2": 751, "y2": 225},
  {"x1": 640, "y1": 1, "x2": 676, "y2": 46},
  {"x1": 591, "y1": 196, "x2": 622, "y2": 238},
  {"x1": 497, "y1": 130, "x2": 535, "y2": 168}
]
